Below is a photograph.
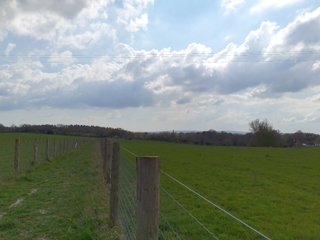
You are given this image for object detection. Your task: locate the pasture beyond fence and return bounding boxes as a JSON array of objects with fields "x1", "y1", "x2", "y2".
[
  {"x1": 0, "y1": 134, "x2": 89, "y2": 180},
  {"x1": 101, "y1": 139, "x2": 272, "y2": 240},
  {"x1": 0, "y1": 135, "x2": 275, "y2": 239}
]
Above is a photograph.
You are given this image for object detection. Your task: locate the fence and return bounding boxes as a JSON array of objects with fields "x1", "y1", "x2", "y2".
[
  {"x1": 0, "y1": 133, "x2": 89, "y2": 180},
  {"x1": 102, "y1": 139, "x2": 272, "y2": 240}
]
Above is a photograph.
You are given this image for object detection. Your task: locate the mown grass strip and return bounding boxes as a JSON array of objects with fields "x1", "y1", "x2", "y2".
[{"x1": 0, "y1": 142, "x2": 119, "y2": 240}]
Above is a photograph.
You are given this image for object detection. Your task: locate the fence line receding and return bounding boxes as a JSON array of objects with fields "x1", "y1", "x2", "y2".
[{"x1": 108, "y1": 144, "x2": 272, "y2": 240}]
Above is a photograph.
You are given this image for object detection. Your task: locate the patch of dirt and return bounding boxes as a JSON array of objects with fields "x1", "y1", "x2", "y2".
[
  {"x1": 28, "y1": 188, "x2": 38, "y2": 195},
  {"x1": 39, "y1": 209, "x2": 48, "y2": 215},
  {"x1": 37, "y1": 237, "x2": 48, "y2": 240},
  {"x1": 9, "y1": 198, "x2": 24, "y2": 209}
]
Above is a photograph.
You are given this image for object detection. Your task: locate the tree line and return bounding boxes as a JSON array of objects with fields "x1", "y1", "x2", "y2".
[
  {"x1": 135, "y1": 119, "x2": 320, "y2": 147},
  {"x1": 0, "y1": 123, "x2": 133, "y2": 139},
  {"x1": 1, "y1": 120, "x2": 319, "y2": 147}
]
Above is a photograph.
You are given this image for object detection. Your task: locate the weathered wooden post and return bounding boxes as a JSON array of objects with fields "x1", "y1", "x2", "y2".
[
  {"x1": 109, "y1": 142, "x2": 120, "y2": 227},
  {"x1": 45, "y1": 139, "x2": 49, "y2": 161},
  {"x1": 106, "y1": 139, "x2": 113, "y2": 185},
  {"x1": 33, "y1": 139, "x2": 38, "y2": 165},
  {"x1": 63, "y1": 139, "x2": 67, "y2": 153},
  {"x1": 136, "y1": 156, "x2": 160, "y2": 240},
  {"x1": 61, "y1": 139, "x2": 64, "y2": 154},
  {"x1": 100, "y1": 139, "x2": 103, "y2": 156},
  {"x1": 59, "y1": 139, "x2": 62, "y2": 154},
  {"x1": 101, "y1": 138, "x2": 107, "y2": 179},
  {"x1": 14, "y1": 138, "x2": 20, "y2": 171},
  {"x1": 53, "y1": 138, "x2": 56, "y2": 157}
]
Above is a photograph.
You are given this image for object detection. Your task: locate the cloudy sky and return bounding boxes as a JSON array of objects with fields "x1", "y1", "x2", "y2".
[{"x1": 0, "y1": 0, "x2": 320, "y2": 133}]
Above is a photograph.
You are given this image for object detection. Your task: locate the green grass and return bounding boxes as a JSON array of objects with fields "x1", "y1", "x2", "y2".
[
  {"x1": 0, "y1": 133, "x2": 86, "y2": 181},
  {"x1": 0, "y1": 134, "x2": 118, "y2": 239},
  {"x1": 120, "y1": 140, "x2": 320, "y2": 239}
]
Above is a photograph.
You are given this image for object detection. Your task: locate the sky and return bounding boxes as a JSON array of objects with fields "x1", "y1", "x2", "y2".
[{"x1": 0, "y1": 0, "x2": 320, "y2": 133}]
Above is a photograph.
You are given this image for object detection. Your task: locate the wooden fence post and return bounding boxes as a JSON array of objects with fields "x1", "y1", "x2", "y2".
[
  {"x1": 106, "y1": 139, "x2": 113, "y2": 185},
  {"x1": 53, "y1": 138, "x2": 56, "y2": 157},
  {"x1": 64, "y1": 139, "x2": 67, "y2": 153},
  {"x1": 136, "y1": 156, "x2": 160, "y2": 240},
  {"x1": 14, "y1": 138, "x2": 20, "y2": 171},
  {"x1": 45, "y1": 139, "x2": 49, "y2": 161},
  {"x1": 61, "y1": 139, "x2": 63, "y2": 154},
  {"x1": 109, "y1": 142, "x2": 120, "y2": 227},
  {"x1": 33, "y1": 139, "x2": 38, "y2": 165},
  {"x1": 101, "y1": 138, "x2": 107, "y2": 180}
]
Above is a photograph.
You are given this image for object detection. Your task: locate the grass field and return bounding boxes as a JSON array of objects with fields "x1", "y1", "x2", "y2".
[
  {"x1": 120, "y1": 140, "x2": 320, "y2": 239},
  {"x1": 0, "y1": 133, "x2": 85, "y2": 181},
  {"x1": 0, "y1": 133, "x2": 118, "y2": 239}
]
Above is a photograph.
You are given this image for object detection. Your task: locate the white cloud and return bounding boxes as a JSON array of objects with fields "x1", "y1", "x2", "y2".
[
  {"x1": 0, "y1": 5, "x2": 319, "y2": 109},
  {"x1": 116, "y1": 0, "x2": 153, "y2": 32},
  {"x1": 267, "y1": 7, "x2": 320, "y2": 50},
  {"x1": 56, "y1": 22, "x2": 115, "y2": 49},
  {"x1": 5, "y1": 43, "x2": 16, "y2": 56},
  {"x1": 48, "y1": 51, "x2": 74, "y2": 67},
  {"x1": 224, "y1": 35, "x2": 233, "y2": 42},
  {"x1": 127, "y1": 13, "x2": 148, "y2": 32},
  {"x1": 0, "y1": 0, "x2": 90, "y2": 41},
  {"x1": 16, "y1": 0, "x2": 89, "y2": 19},
  {"x1": 312, "y1": 61, "x2": 320, "y2": 70},
  {"x1": 221, "y1": 0, "x2": 245, "y2": 12},
  {"x1": 0, "y1": 6, "x2": 319, "y2": 133},
  {"x1": 0, "y1": 0, "x2": 150, "y2": 49},
  {"x1": 0, "y1": 0, "x2": 14, "y2": 40},
  {"x1": 250, "y1": 0, "x2": 304, "y2": 14},
  {"x1": 9, "y1": 12, "x2": 69, "y2": 41}
]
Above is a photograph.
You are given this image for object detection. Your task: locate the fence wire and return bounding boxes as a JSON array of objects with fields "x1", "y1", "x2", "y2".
[
  {"x1": 118, "y1": 154, "x2": 137, "y2": 240},
  {"x1": 0, "y1": 134, "x2": 89, "y2": 181},
  {"x1": 161, "y1": 170, "x2": 271, "y2": 240},
  {"x1": 160, "y1": 187, "x2": 219, "y2": 240},
  {"x1": 120, "y1": 146, "x2": 272, "y2": 240},
  {"x1": 120, "y1": 149, "x2": 220, "y2": 240}
]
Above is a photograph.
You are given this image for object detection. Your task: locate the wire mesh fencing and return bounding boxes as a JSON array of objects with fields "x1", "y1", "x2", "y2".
[
  {"x1": 119, "y1": 149, "x2": 219, "y2": 240},
  {"x1": 160, "y1": 170, "x2": 271, "y2": 240},
  {"x1": 159, "y1": 187, "x2": 218, "y2": 240},
  {"x1": 0, "y1": 133, "x2": 89, "y2": 181},
  {"x1": 118, "y1": 146, "x2": 272, "y2": 240},
  {"x1": 118, "y1": 154, "x2": 137, "y2": 240}
]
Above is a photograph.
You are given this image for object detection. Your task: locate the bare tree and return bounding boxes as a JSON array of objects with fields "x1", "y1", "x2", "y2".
[{"x1": 249, "y1": 119, "x2": 281, "y2": 147}]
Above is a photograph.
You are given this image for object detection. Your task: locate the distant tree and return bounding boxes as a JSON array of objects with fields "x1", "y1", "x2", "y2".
[
  {"x1": 0, "y1": 123, "x2": 7, "y2": 132},
  {"x1": 249, "y1": 119, "x2": 281, "y2": 147}
]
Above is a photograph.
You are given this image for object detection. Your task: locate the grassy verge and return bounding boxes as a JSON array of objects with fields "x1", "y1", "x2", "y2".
[
  {"x1": 0, "y1": 142, "x2": 118, "y2": 239},
  {"x1": 0, "y1": 133, "x2": 87, "y2": 181}
]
